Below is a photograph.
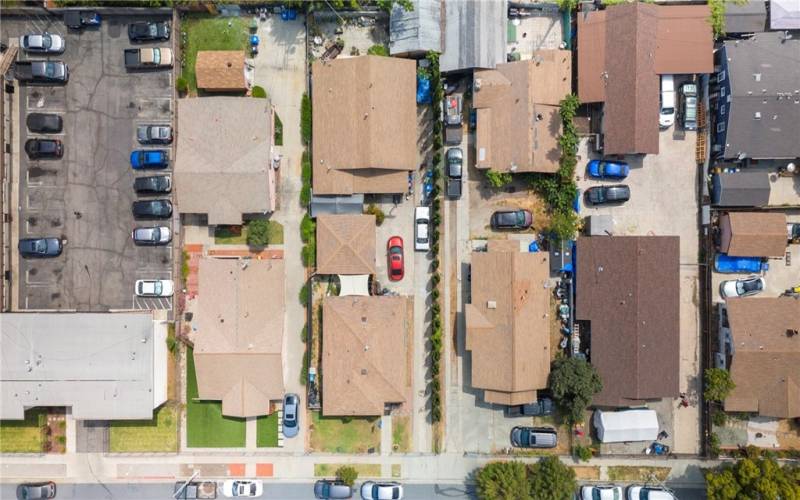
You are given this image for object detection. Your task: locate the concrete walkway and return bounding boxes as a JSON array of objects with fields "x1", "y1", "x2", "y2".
[{"x1": 380, "y1": 415, "x2": 393, "y2": 456}]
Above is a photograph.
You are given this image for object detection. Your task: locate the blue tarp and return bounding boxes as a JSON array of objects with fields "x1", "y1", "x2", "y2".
[
  {"x1": 417, "y1": 75, "x2": 431, "y2": 104},
  {"x1": 281, "y1": 8, "x2": 297, "y2": 20},
  {"x1": 529, "y1": 241, "x2": 540, "y2": 252},
  {"x1": 714, "y1": 254, "x2": 767, "y2": 274}
]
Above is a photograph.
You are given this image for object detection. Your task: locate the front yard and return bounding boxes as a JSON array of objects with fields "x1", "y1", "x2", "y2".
[
  {"x1": 0, "y1": 409, "x2": 45, "y2": 453},
  {"x1": 309, "y1": 412, "x2": 381, "y2": 453},
  {"x1": 256, "y1": 412, "x2": 279, "y2": 448},
  {"x1": 181, "y1": 15, "x2": 248, "y2": 94},
  {"x1": 109, "y1": 405, "x2": 178, "y2": 453},
  {"x1": 214, "y1": 221, "x2": 284, "y2": 245}
]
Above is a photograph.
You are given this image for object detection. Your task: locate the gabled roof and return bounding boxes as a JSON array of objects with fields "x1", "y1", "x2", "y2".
[
  {"x1": 719, "y1": 212, "x2": 787, "y2": 257},
  {"x1": 389, "y1": 0, "x2": 442, "y2": 55},
  {"x1": 440, "y1": 0, "x2": 507, "y2": 73},
  {"x1": 711, "y1": 172, "x2": 771, "y2": 207},
  {"x1": 316, "y1": 214, "x2": 376, "y2": 275},
  {"x1": 322, "y1": 296, "x2": 410, "y2": 416},
  {"x1": 576, "y1": 236, "x2": 681, "y2": 407},
  {"x1": 724, "y1": 297, "x2": 800, "y2": 418},
  {"x1": 724, "y1": 0, "x2": 767, "y2": 33},
  {"x1": 465, "y1": 241, "x2": 551, "y2": 405},
  {"x1": 195, "y1": 50, "x2": 246, "y2": 91},
  {"x1": 312, "y1": 56, "x2": 416, "y2": 195},
  {"x1": 473, "y1": 53, "x2": 571, "y2": 174},
  {"x1": 175, "y1": 98, "x2": 274, "y2": 224},
  {"x1": 193, "y1": 258, "x2": 284, "y2": 418}
]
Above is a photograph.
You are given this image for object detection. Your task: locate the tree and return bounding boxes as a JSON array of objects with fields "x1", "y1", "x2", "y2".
[
  {"x1": 246, "y1": 220, "x2": 270, "y2": 247},
  {"x1": 335, "y1": 465, "x2": 358, "y2": 487},
  {"x1": 366, "y1": 44, "x2": 389, "y2": 56},
  {"x1": 704, "y1": 368, "x2": 735, "y2": 403},
  {"x1": 548, "y1": 357, "x2": 602, "y2": 424},
  {"x1": 528, "y1": 456, "x2": 578, "y2": 500},
  {"x1": 705, "y1": 455, "x2": 800, "y2": 500},
  {"x1": 485, "y1": 169, "x2": 513, "y2": 189},
  {"x1": 475, "y1": 461, "x2": 530, "y2": 500},
  {"x1": 548, "y1": 210, "x2": 580, "y2": 243},
  {"x1": 251, "y1": 86, "x2": 267, "y2": 98},
  {"x1": 364, "y1": 204, "x2": 385, "y2": 226},
  {"x1": 175, "y1": 77, "x2": 188, "y2": 94}
]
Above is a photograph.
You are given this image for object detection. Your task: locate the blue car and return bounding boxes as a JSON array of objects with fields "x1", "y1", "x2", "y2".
[
  {"x1": 587, "y1": 159, "x2": 630, "y2": 179},
  {"x1": 131, "y1": 149, "x2": 169, "y2": 169}
]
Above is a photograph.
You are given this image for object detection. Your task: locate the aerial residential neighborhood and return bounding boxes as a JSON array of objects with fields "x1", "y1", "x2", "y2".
[{"x1": 0, "y1": 0, "x2": 798, "y2": 499}]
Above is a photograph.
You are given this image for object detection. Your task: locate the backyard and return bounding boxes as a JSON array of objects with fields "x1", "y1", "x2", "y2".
[
  {"x1": 256, "y1": 412, "x2": 279, "y2": 448},
  {"x1": 180, "y1": 15, "x2": 248, "y2": 94},
  {"x1": 186, "y1": 348, "x2": 246, "y2": 447},
  {"x1": 214, "y1": 221, "x2": 284, "y2": 245},
  {"x1": 309, "y1": 412, "x2": 381, "y2": 453},
  {"x1": 0, "y1": 409, "x2": 45, "y2": 453},
  {"x1": 109, "y1": 405, "x2": 178, "y2": 453}
]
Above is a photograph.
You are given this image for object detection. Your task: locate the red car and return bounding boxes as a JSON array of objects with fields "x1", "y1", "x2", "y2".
[{"x1": 387, "y1": 236, "x2": 404, "y2": 281}]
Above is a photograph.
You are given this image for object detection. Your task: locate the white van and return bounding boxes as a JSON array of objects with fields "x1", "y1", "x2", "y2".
[
  {"x1": 414, "y1": 206, "x2": 430, "y2": 252},
  {"x1": 659, "y1": 75, "x2": 676, "y2": 129}
]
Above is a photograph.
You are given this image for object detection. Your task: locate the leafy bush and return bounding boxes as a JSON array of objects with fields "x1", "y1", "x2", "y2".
[
  {"x1": 364, "y1": 204, "x2": 386, "y2": 226},
  {"x1": 705, "y1": 368, "x2": 736, "y2": 402},
  {"x1": 301, "y1": 152, "x2": 312, "y2": 183},
  {"x1": 176, "y1": 77, "x2": 188, "y2": 94},
  {"x1": 181, "y1": 250, "x2": 190, "y2": 283},
  {"x1": 475, "y1": 461, "x2": 530, "y2": 500},
  {"x1": 301, "y1": 214, "x2": 316, "y2": 244},
  {"x1": 301, "y1": 93, "x2": 312, "y2": 145},
  {"x1": 298, "y1": 283, "x2": 309, "y2": 305},
  {"x1": 485, "y1": 169, "x2": 513, "y2": 189},
  {"x1": 573, "y1": 445, "x2": 593, "y2": 462},
  {"x1": 302, "y1": 241, "x2": 316, "y2": 268},
  {"x1": 548, "y1": 357, "x2": 602, "y2": 424},
  {"x1": 711, "y1": 410, "x2": 727, "y2": 427},
  {"x1": 366, "y1": 44, "x2": 389, "y2": 56},
  {"x1": 300, "y1": 184, "x2": 311, "y2": 207},
  {"x1": 556, "y1": 0, "x2": 579, "y2": 10},
  {"x1": 336, "y1": 466, "x2": 358, "y2": 487},
  {"x1": 548, "y1": 210, "x2": 581, "y2": 243},
  {"x1": 528, "y1": 457, "x2": 578, "y2": 500},
  {"x1": 251, "y1": 85, "x2": 267, "y2": 98},
  {"x1": 246, "y1": 219, "x2": 270, "y2": 247}
]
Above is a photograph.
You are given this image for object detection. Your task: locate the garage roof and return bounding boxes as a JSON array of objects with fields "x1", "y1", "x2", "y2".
[
  {"x1": 316, "y1": 214, "x2": 376, "y2": 276},
  {"x1": 195, "y1": 50, "x2": 246, "y2": 91}
]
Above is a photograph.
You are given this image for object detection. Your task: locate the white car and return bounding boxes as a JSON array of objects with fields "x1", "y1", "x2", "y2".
[
  {"x1": 719, "y1": 276, "x2": 765, "y2": 298},
  {"x1": 627, "y1": 486, "x2": 676, "y2": 500},
  {"x1": 582, "y1": 485, "x2": 623, "y2": 500},
  {"x1": 135, "y1": 279, "x2": 174, "y2": 297},
  {"x1": 20, "y1": 32, "x2": 65, "y2": 54},
  {"x1": 659, "y1": 74, "x2": 676, "y2": 129},
  {"x1": 360, "y1": 481, "x2": 403, "y2": 500},
  {"x1": 222, "y1": 479, "x2": 263, "y2": 498},
  {"x1": 414, "y1": 206, "x2": 430, "y2": 252}
]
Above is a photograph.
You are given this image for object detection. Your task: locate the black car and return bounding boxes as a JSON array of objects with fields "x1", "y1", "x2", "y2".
[
  {"x1": 16, "y1": 481, "x2": 56, "y2": 499},
  {"x1": 509, "y1": 426, "x2": 558, "y2": 449},
  {"x1": 26, "y1": 113, "x2": 63, "y2": 133},
  {"x1": 128, "y1": 21, "x2": 170, "y2": 42},
  {"x1": 18, "y1": 237, "x2": 62, "y2": 258},
  {"x1": 507, "y1": 398, "x2": 554, "y2": 417},
  {"x1": 490, "y1": 209, "x2": 533, "y2": 230},
  {"x1": 133, "y1": 175, "x2": 171, "y2": 194},
  {"x1": 584, "y1": 184, "x2": 631, "y2": 205},
  {"x1": 132, "y1": 199, "x2": 172, "y2": 219},
  {"x1": 24, "y1": 138, "x2": 63, "y2": 159}
]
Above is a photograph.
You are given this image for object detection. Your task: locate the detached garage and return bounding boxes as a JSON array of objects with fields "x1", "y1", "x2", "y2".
[{"x1": 593, "y1": 409, "x2": 659, "y2": 443}]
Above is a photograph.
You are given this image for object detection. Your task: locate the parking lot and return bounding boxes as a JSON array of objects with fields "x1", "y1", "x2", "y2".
[{"x1": 6, "y1": 12, "x2": 174, "y2": 311}]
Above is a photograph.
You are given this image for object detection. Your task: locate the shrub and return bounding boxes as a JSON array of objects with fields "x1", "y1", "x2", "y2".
[
  {"x1": 711, "y1": 410, "x2": 727, "y2": 427},
  {"x1": 301, "y1": 214, "x2": 316, "y2": 244},
  {"x1": 364, "y1": 204, "x2": 386, "y2": 226},
  {"x1": 705, "y1": 368, "x2": 736, "y2": 403},
  {"x1": 181, "y1": 250, "x2": 190, "y2": 284},
  {"x1": 300, "y1": 184, "x2": 311, "y2": 207},
  {"x1": 549, "y1": 357, "x2": 603, "y2": 424},
  {"x1": 251, "y1": 85, "x2": 267, "y2": 98},
  {"x1": 301, "y1": 152, "x2": 312, "y2": 183},
  {"x1": 298, "y1": 283, "x2": 309, "y2": 305},
  {"x1": 301, "y1": 93, "x2": 312, "y2": 145},
  {"x1": 366, "y1": 44, "x2": 389, "y2": 56},
  {"x1": 573, "y1": 445, "x2": 593, "y2": 462},
  {"x1": 336, "y1": 466, "x2": 358, "y2": 487},
  {"x1": 548, "y1": 209, "x2": 581, "y2": 243},
  {"x1": 176, "y1": 77, "x2": 188, "y2": 94},
  {"x1": 300, "y1": 325, "x2": 307, "y2": 343},
  {"x1": 485, "y1": 169, "x2": 513, "y2": 189},
  {"x1": 475, "y1": 461, "x2": 529, "y2": 500},
  {"x1": 246, "y1": 220, "x2": 270, "y2": 247},
  {"x1": 528, "y1": 456, "x2": 578, "y2": 500},
  {"x1": 166, "y1": 332, "x2": 178, "y2": 354},
  {"x1": 302, "y1": 241, "x2": 316, "y2": 268}
]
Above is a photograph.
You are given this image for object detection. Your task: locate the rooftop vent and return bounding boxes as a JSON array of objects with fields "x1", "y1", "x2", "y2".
[
  {"x1": 753, "y1": 73, "x2": 761, "y2": 82},
  {"x1": 754, "y1": 112, "x2": 762, "y2": 120},
  {"x1": 487, "y1": 300, "x2": 497, "y2": 309}
]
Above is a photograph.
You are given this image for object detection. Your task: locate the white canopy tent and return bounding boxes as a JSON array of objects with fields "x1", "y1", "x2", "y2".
[
  {"x1": 593, "y1": 409, "x2": 659, "y2": 443},
  {"x1": 338, "y1": 275, "x2": 369, "y2": 297}
]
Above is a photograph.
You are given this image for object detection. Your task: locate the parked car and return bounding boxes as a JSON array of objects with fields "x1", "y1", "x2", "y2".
[
  {"x1": 16, "y1": 482, "x2": 56, "y2": 499},
  {"x1": 680, "y1": 83, "x2": 698, "y2": 131},
  {"x1": 626, "y1": 486, "x2": 676, "y2": 500},
  {"x1": 18, "y1": 237, "x2": 62, "y2": 258},
  {"x1": 509, "y1": 426, "x2": 557, "y2": 449},
  {"x1": 221, "y1": 480, "x2": 262, "y2": 498},
  {"x1": 132, "y1": 199, "x2": 172, "y2": 219},
  {"x1": 26, "y1": 113, "x2": 63, "y2": 133},
  {"x1": 283, "y1": 393, "x2": 300, "y2": 438},
  {"x1": 14, "y1": 61, "x2": 68, "y2": 84},
  {"x1": 490, "y1": 209, "x2": 532, "y2": 230},
  {"x1": 135, "y1": 279, "x2": 174, "y2": 298},
  {"x1": 130, "y1": 149, "x2": 169, "y2": 169},
  {"x1": 584, "y1": 185, "x2": 630, "y2": 205},
  {"x1": 128, "y1": 21, "x2": 170, "y2": 42},
  {"x1": 383, "y1": 236, "x2": 404, "y2": 281},
  {"x1": 659, "y1": 75, "x2": 676, "y2": 129},
  {"x1": 581, "y1": 485, "x2": 623, "y2": 500},
  {"x1": 587, "y1": 159, "x2": 629, "y2": 179},
  {"x1": 133, "y1": 175, "x2": 171, "y2": 194},
  {"x1": 360, "y1": 481, "x2": 403, "y2": 500},
  {"x1": 124, "y1": 47, "x2": 173, "y2": 69},
  {"x1": 132, "y1": 226, "x2": 171, "y2": 246},
  {"x1": 19, "y1": 33, "x2": 65, "y2": 54},
  {"x1": 25, "y1": 138, "x2": 63, "y2": 159},
  {"x1": 713, "y1": 254, "x2": 765, "y2": 274},
  {"x1": 446, "y1": 147, "x2": 463, "y2": 199},
  {"x1": 720, "y1": 276, "x2": 765, "y2": 298},
  {"x1": 173, "y1": 480, "x2": 218, "y2": 499},
  {"x1": 314, "y1": 479, "x2": 353, "y2": 499},
  {"x1": 414, "y1": 206, "x2": 430, "y2": 252},
  {"x1": 788, "y1": 222, "x2": 800, "y2": 243},
  {"x1": 444, "y1": 94, "x2": 462, "y2": 126},
  {"x1": 137, "y1": 124, "x2": 172, "y2": 144},
  {"x1": 506, "y1": 398, "x2": 554, "y2": 417},
  {"x1": 63, "y1": 10, "x2": 101, "y2": 30}
]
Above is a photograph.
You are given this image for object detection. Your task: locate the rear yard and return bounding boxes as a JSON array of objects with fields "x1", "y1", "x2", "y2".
[{"x1": 181, "y1": 15, "x2": 248, "y2": 94}]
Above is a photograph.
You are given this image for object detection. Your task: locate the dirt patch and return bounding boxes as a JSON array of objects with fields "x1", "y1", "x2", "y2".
[
  {"x1": 776, "y1": 419, "x2": 800, "y2": 449},
  {"x1": 607, "y1": 466, "x2": 671, "y2": 482},
  {"x1": 573, "y1": 466, "x2": 601, "y2": 480},
  {"x1": 43, "y1": 409, "x2": 66, "y2": 454}
]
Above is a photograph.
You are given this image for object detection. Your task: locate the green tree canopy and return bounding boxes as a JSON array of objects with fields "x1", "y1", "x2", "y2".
[
  {"x1": 475, "y1": 461, "x2": 530, "y2": 500},
  {"x1": 704, "y1": 368, "x2": 736, "y2": 403},
  {"x1": 246, "y1": 220, "x2": 270, "y2": 247},
  {"x1": 706, "y1": 455, "x2": 800, "y2": 500},
  {"x1": 335, "y1": 465, "x2": 358, "y2": 487},
  {"x1": 528, "y1": 456, "x2": 578, "y2": 500},
  {"x1": 548, "y1": 357, "x2": 602, "y2": 424}
]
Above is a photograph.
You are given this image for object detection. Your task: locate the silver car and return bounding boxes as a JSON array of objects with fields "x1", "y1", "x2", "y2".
[
  {"x1": 132, "y1": 226, "x2": 171, "y2": 246},
  {"x1": 283, "y1": 393, "x2": 300, "y2": 438},
  {"x1": 719, "y1": 276, "x2": 765, "y2": 299},
  {"x1": 20, "y1": 33, "x2": 65, "y2": 54},
  {"x1": 137, "y1": 124, "x2": 172, "y2": 144}
]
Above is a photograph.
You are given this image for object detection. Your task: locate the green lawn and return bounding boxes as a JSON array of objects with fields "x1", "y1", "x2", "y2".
[
  {"x1": 309, "y1": 412, "x2": 380, "y2": 453},
  {"x1": 181, "y1": 15, "x2": 248, "y2": 94},
  {"x1": 214, "y1": 221, "x2": 284, "y2": 246},
  {"x1": 314, "y1": 463, "x2": 382, "y2": 478},
  {"x1": 109, "y1": 405, "x2": 178, "y2": 452},
  {"x1": 392, "y1": 416, "x2": 410, "y2": 452},
  {"x1": 186, "y1": 348, "x2": 246, "y2": 447},
  {"x1": 0, "y1": 409, "x2": 44, "y2": 453},
  {"x1": 256, "y1": 412, "x2": 279, "y2": 448}
]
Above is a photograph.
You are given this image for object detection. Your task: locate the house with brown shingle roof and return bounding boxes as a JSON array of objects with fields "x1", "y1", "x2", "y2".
[
  {"x1": 576, "y1": 236, "x2": 681, "y2": 407},
  {"x1": 175, "y1": 97, "x2": 276, "y2": 225},
  {"x1": 312, "y1": 56, "x2": 417, "y2": 195},
  {"x1": 718, "y1": 212, "x2": 787, "y2": 258},
  {"x1": 577, "y1": 3, "x2": 713, "y2": 155},
  {"x1": 465, "y1": 240, "x2": 551, "y2": 405},
  {"x1": 195, "y1": 50, "x2": 247, "y2": 92},
  {"x1": 193, "y1": 257, "x2": 284, "y2": 418},
  {"x1": 473, "y1": 51, "x2": 571, "y2": 174},
  {"x1": 724, "y1": 297, "x2": 800, "y2": 418},
  {"x1": 322, "y1": 296, "x2": 411, "y2": 416},
  {"x1": 316, "y1": 214, "x2": 376, "y2": 275}
]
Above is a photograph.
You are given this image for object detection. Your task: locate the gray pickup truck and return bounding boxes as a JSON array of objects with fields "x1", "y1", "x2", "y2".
[
  {"x1": 124, "y1": 48, "x2": 173, "y2": 69},
  {"x1": 15, "y1": 61, "x2": 69, "y2": 84}
]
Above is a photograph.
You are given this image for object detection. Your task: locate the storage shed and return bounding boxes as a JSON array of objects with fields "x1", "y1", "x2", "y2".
[{"x1": 593, "y1": 409, "x2": 659, "y2": 443}]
